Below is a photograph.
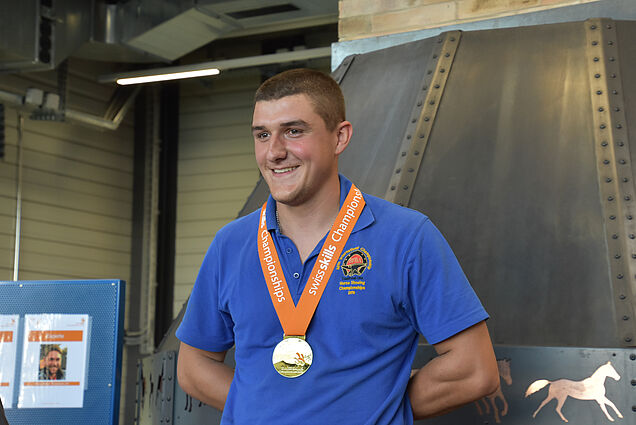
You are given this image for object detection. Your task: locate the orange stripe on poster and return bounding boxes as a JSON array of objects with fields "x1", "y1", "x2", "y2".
[
  {"x1": 28, "y1": 330, "x2": 83, "y2": 342},
  {"x1": 0, "y1": 331, "x2": 12, "y2": 342},
  {"x1": 0, "y1": 382, "x2": 9, "y2": 387},
  {"x1": 23, "y1": 381, "x2": 80, "y2": 386}
]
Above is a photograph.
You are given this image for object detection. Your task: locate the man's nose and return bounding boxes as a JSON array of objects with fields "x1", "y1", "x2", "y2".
[{"x1": 267, "y1": 134, "x2": 287, "y2": 161}]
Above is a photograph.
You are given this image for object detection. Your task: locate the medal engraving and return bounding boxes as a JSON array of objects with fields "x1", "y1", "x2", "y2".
[{"x1": 272, "y1": 337, "x2": 313, "y2": 378}]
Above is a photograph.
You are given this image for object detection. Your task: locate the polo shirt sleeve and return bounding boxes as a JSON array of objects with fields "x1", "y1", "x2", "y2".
[
  {"x1": 402, "y1": 218, "x2": 488, "y2": 345},
  {"x1": 176, "y1": 238, "x2": 235, "y2": 352}
]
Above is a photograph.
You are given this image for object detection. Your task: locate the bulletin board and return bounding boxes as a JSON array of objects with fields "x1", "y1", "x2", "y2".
[{"x1": 0, "y1": 280, "x2": 125, "y2": 425}]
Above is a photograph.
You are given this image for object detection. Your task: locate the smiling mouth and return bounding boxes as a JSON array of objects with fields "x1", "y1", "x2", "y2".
[{"x1": 273, "y1": 166, "x2": 299, "y2": 174}]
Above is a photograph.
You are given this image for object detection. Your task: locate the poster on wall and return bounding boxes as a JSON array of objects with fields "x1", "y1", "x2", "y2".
[
  {"x1": 17, "y1": 314, "x2": 90, "y2": 408},
  {"x1": 0, "y1": 314, "x2": 19, "y2": 408}
]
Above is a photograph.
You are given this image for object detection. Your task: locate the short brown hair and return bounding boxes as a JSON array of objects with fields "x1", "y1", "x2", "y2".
[{"x1": 254, "y1": 68, "x2": 345, "y2": 131}]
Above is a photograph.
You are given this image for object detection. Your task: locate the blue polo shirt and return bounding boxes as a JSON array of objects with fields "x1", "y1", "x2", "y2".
[{"x1": 177, "y1": 175, "x2": 487, "y2": 424}]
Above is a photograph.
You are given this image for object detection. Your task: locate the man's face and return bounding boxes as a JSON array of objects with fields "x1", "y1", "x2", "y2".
[
  {"x1": 45, "y1": 350, "x2": 61, "y2": 374},
  {"x1": 252, "y1": 94, "x2": 342, "y2": 207}
]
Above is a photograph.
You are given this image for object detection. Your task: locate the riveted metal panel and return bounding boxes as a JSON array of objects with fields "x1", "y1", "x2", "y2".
[
  {"x1": 338, "y1": 37, "x2": 439, "y2": 198},
  {"x1": 585, "y1": 18, "x2": 636, "y2": 346},
  {"x1": 385, "y1": 31, "x2": 462, "y2": 206},
  {"x1": 136, "y1": 351, "x2": 176, "y2": 425},
  {"x1": 410, "y1": 22, "x2": 617, "y2": 347}
]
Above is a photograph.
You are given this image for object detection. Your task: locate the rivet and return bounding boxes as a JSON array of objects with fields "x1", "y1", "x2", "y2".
[
  {"x1": 408, "y1": 168, "x2": 414, "y2": 172},
  {"x1": 612, "y1": 90, "x2": 618, "y2": 94},
  {"x1": 403, "y1": 185, "x2": 408, "y2": 190},
  {"x1": 437, "y1": 38, "x2": 443, "y2": 43},
  {"x1": 630, "y1": 234, "x2": 635, "y2": 239},
  {"x1": 608, "y1": 40, "x2": 614, "y2": 46},
  {"x1": 401, "y1": 151, "x2": 407, "y2": 157},
  {"x1": 611, "y1": 73, "x2": 617, "y2": 78},
  {"x1": 601, "y1": 141, "x2": 608, "y2": 146},
  {"x1": 632, "y1": 379, "x2": 636, "y2": 386},
  {"x1": 604, "y1": 159, "x2": 610, "y2": 164},
  {"x1": 429, "y1": 100, "x2": 435, "y2": 105},
  {"x1": 411, "y1": 118, "x2": 416, "y2": 123},
  {"x1": 610, "y1": 215, "x2": 616, "y2": 220},
  {"x1": 445, "y1": 53, "x2": 450, "y2": 57},
  {"x1": 624, "y1": 316, "x2": 630, "y2": 321},
  {"x1": 396, "y1": 168, "x2": 401, "y2": 174},
  {"x1": 390, "y1": 185, "x2": 396, "y2": 190},
  {"x1": 608, "y1": 195, "x2": 614, "y2": 200},
  {"x1": 417, "y1": 101, "x2": 422, "y2": 107},
  {"x1": 631, "y1": 353, "x2": 636, "y2": 360},
  {"x1": 424, "y1": 117, "x2": 430, "y2": 122},
  {"x1": 599, "y1": 107, "x2": 605, "y2": 112},
  {"x1": 615, "y1": 106, "x2": 621, "y2": 112},
  {"x1": 450, "y1": 37, "x2": 456, "y2": 42},
  {"x1": 427, "y1": 70, "x2": 432, "y2": 75},
  {"x1": 592, "y1": 40, "x2": 598, "y2": 45},
  {"x1": 433, "y1": 54, "x2": 438, "y2": 59},
  {"x1": 414, "y1": 151, "x2": 420, "y2": 155},
  {"x1": 600, "y1": 124, "x2": 607, "y2": 129},
  {"x1": 618, "y1": 141, "x2": 625, "y2": 146},
  {"x1": 609, "y1": 57, "x2": 615, "y2": 62},
  {"x1": 617, "y1": 124, "x2": 623, "y2": 129},
  {"x1": 628, "y1": 215, "x2": 633, "y2": 220},
  {"x1": 420, "y1": 134, "x2": 426, "y2": 139},
  {"x1": 615, "y1": 253, "x2": 620, "y2": 258},
  {"x1": 607, "y1": 177, "x2": 612, "y2": 182},
  {"x1": 618, "y1": 274, "x2": 624, "y2": 279},
  {"x1": 440, "y1": 68, "x2": 446, "y2": 73},
  {"x1": 422, "y1": 85, "x2": 428, "y2": 91},
  {"x1": 406, "y1": 135, "x2": 411, "y2": 139},
  {"x1": 595, "y1": 73, "x2": 601, "y2": 78},
  {"x1": 625, "y1": 336, "x2": 632, "y2": 343},
  {"x1": 594, "y1": 57, "x2": 600, "y2": 62},
  {"x1": 612, "y1": 233, "x2": 618, "y2": 238},
  {"x1": 591, "y1": 24, "x2": 597, "y2": 29},
  {"x1": 620, "y1": 294, "x2": 627, "y2": 300},
  {"x1": 632, "y1": 254, "x2": 636, "y2": 259},
  {"x1": 597, "y1": 90, "x2": 603, "y2": 95},
  {"x1": 620, "y1": 159, "x2": 627, "y2": 164},
  {"x1": 607, "y1": 24, "x2": 612, "y2": 29}
]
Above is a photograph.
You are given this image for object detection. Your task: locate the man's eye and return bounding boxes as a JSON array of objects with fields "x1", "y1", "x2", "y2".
[
  {"x1": 256, "y1": 132, "x2": 270, "y2": 140},
  {"x1": 287, "y1": 128, "x2": 302, "y2": 136}
]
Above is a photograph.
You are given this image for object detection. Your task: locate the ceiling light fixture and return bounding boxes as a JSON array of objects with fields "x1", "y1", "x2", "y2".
[{"x1": 116, "y1": 68, "x2": 220, "y2": 85}]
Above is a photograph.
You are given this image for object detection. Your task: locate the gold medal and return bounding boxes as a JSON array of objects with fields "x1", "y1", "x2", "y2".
[{"x1": 272, "y1": 336, "x2": 313, "y2": 378}]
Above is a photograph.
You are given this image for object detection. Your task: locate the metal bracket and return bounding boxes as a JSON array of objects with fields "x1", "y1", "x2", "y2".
[
  {"x1": 384, "y1": 31, "x2": 462, "y2": 206},
  {"x1": 586, "y1": 18, "x2": 636, "y2": 346},
  {"x1": 332, "y1": 54, "x2": 356, "y2": 84}
]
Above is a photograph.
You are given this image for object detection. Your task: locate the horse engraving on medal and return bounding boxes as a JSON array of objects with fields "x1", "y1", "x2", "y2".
[
  {"x1": 272, "y1": 337, "x2": 313, "y2": 378},
  {"x1": 525, "y1": 361, "x2": 623, "y2": 422},
  {"x1": 475, "y1": 358, "x2": 511, "y2": 423}
]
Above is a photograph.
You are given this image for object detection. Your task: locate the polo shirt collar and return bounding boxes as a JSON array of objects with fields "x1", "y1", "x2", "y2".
[{"x1": 265, "y1": 174, "x2": 375, "y2": 233}]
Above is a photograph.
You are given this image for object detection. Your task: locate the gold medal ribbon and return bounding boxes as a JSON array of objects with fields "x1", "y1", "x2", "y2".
[{"x1": 258, "y1": 184, "x2": 365, "y2": 336}]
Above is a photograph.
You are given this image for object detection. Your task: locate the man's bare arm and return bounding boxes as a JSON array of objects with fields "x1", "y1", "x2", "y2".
[
  {"x1": 408, "y1": 321, "x2": 499, "y2": 419},
  {"x1": 177, "y1": 342, "x2": 234, "y2": 411}
]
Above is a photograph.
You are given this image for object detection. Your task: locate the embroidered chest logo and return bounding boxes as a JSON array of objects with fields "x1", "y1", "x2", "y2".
[{"x1": 336, "y1": 247, "x2": 372, "y2": 295}]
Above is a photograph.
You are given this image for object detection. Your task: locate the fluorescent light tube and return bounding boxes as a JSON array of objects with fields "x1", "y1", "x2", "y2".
[{"x1": 116, "y1": 68, "x2": 220, "y2": 85}]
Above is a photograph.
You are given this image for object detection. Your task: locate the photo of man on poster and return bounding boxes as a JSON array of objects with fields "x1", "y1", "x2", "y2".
[{"x1": 38, "y1": 345, "x2": 66, "y2": 381}]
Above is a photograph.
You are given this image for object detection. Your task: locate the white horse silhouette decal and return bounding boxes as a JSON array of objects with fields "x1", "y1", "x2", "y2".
[
  {"x1": 475, "y1": 358, "x2": 511, "y2": 423},
  {"x1": 525, "y1": 361, "x2": 623, "y2": 422}
]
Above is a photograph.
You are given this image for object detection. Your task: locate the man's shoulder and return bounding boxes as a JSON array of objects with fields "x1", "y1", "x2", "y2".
[
  {"x1": 214, "y1": 208, "x2": 261, "y2": 241},
  {"x1": 362, "y1": 191, "x2": 430, "y2": 227}
]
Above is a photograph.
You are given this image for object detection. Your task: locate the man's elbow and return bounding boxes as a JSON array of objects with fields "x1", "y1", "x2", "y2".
[
  {"x1": 176, "y1": 355, "x2": 196, "y2": 396},
  {"x1": 472, "y1": 365, "x2": 500, "y2": 400}
]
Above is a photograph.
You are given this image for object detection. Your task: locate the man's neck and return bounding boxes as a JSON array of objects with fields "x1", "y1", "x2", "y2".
[{"x1": 276, "y1": 175, "x2": 341, "y2": 262}]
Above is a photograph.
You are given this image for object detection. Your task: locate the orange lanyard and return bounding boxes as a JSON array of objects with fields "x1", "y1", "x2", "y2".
[{"x1": 258, "y1": 185, "x2": 365, "y2": 336}]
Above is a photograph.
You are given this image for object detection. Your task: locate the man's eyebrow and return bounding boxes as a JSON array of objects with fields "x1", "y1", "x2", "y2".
[
  {"x1": 280, "y1": 120, "x2": 309, "y2": 128},
  {"x1": 251, "y1": 125, "x2": 266, "y2": 132}
]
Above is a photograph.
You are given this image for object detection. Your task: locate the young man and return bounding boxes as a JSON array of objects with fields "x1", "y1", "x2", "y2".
[
  {"x1": 38, "y1": 347, "x2": 65, "y2": 380},
  {"x1": 176, "y1": 69, "x2": 499, "y2": 424}
]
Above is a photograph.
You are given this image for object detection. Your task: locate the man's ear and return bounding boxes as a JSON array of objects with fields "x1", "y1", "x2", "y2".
[{"x1": 334, "y1": 121, "x2": 353, "y2": 156}]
